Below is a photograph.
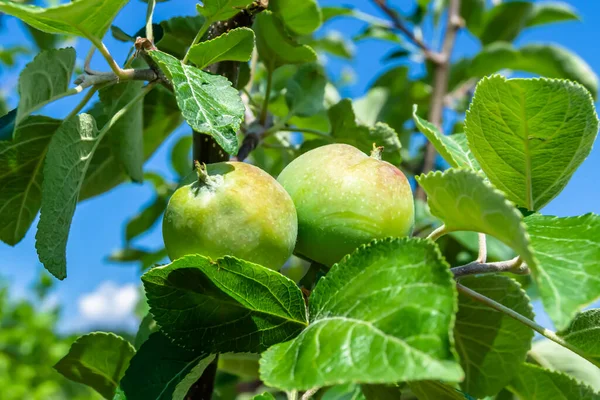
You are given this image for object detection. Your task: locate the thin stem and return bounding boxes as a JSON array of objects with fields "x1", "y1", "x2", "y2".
[
  {"x1": 452, "y1": 256, "x2": 529, "y2": 278},
  {"x1": 477, "y1": 233, "x2": 487, "y2": 263},
  {"x1": 259, "y1": 68, "x2": 274, "y2": 125},
  {"x1": 372, "y1": 0, "x2": 438, "y2": 61},
  {"x1": 426, "y1": 224, "x2": 448, "y2": 241},
  {"x1": 417, "y1": 0, "x2": 462, "y2": 200},
  {"x1": 145, "y1": 0, "x2": 156, "y2": 43},
  {"x1": 457, "y1": 283, "x2": 596, "y2": 365},
  {"x1": 182, "y1": 20, "x2": 211, "y2": 64},
  {"x1": 288, "y1": 391, "x2": 299, "y2": 400},
  {"x1": 87, "y1": 34, "x2": 126, "y2": 78},
  {"x1": 64, "y1": 86, "x2": 99, "y2": 121},
  {"x1": 301, "y1": 388, "x2": 320, "y2": 400}
]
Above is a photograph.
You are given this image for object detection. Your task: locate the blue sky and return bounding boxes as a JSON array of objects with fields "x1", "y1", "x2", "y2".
[{"x1": 0, "y1": 0, "x2": 598, "y2": 332}]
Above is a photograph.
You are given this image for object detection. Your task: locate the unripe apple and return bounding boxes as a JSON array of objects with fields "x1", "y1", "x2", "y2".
[
  {"x1": 277, "y1": 143, "x2": 414, "y2": 266},
  {"x1": 163, "y1": 161, "x2": 298, "y2": 270}
]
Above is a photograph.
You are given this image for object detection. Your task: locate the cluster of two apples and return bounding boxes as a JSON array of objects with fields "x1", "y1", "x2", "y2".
[{"x1": 163, "y1": 143, "x2": 415, "y2": 272}]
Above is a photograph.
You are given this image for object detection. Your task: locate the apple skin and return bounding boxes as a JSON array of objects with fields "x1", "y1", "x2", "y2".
[
  {"x1": 277, "y1": 143, "x2": 414, "y2": 267},
  {"x1": 163, "y1": 162, "x2": 298, "y2": 270}
]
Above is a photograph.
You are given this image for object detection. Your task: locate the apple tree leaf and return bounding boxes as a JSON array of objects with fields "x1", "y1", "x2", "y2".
[
  {"x1": 416, "y1": 169, "x2": 535, "y2": 269},
  {"x1": 269, "y1": 0, "x2": 322, "y2": 35},
  {"x1": 254, "y1": 11, "x2": 317, "y2": 71},
  {"x1": 157, "y1": 15, "x2": 205, "y2": 60},
  {"x1": 16, "y1": 47, "x2": 76, "y2": 125},
  {"x1": 524, "y1": 213, "x2": 600, "y2": 330},
  {"x1": 558, "y1": 309, "x2": 600, "y2": 365},
  {"x1": 142, "y1": 254, "x2": 308, "y2": 352},
  {"x1": 0, "y1": 116, "x2": 61, "y2": 246},
  {"x1": 0, "y1": 0, "x2": 128, "y2": 39},
  {"x1": 259, "y1": 238, "x2": 463, "y2": 391},
  {"x1": 120, "y1": 332, "x2": 211, "y2": 400},
  {"x1": 286, "y1": 64, "x2": 327, "y2": 118},
  {"x1": 54, "y1": 332, "x2": 135, "y2": 400},
  {"x1": 508, "y1": 363, "x2": 600, "y2": 400},
  {"x1": 465, "y1": 75, "x2": 599, "y2": 211},
  {"x1": 197, "y1": 0, "x2": 253, "y2": 23},
  {"x1": 36, "y1": 114, "x2": 101, "y2": 279},
  {"x1": 455, "y1": 276, "x2": 534, "y2": 397},
  {"x1": 148, "y1": 50, "x2": 244, "y2": 155},
  {"x1": 187, "y1": 27, "x2": 255, "y2": 69}
]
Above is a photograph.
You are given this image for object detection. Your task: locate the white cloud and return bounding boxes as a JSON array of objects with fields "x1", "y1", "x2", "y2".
[{"x1": 78, "y1": 281, "x2": 140, "y2": 328}]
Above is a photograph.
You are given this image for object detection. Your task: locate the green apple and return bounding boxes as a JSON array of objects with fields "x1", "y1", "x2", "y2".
[
  {"x1": 277, "y1": 143, "x2": 414, "y2": 266},
  {"x1": 162, "y1": 161, "x2": 297, "y2": 270}
]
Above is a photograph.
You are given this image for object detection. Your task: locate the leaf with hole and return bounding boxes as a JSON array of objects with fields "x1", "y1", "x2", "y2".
[
  {"x1": 465, "y1": 75, "x2": 599, "y2": 211},
  {"x1": 259, "y1": 238, "x2": 463, "y2": 391},
  {"x1": 148, "y1": 50, "x2": 244, "y2": 155}
]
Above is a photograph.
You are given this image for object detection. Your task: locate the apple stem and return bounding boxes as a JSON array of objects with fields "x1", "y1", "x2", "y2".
[
  {"x1": 370, "y1": 143, "x2": 384, "y2": 160},
  {"x1": 194, "y1": 160, "x2": 215, "y2": 186}
]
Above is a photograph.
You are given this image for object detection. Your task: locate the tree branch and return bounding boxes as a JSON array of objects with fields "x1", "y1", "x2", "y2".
[
  {"x1": 452, "y1": 256, "x2": 530, "y2": 278},
  {"x1": 416, "y1": 0, "x2": 462, "y2": 200},
  {"x1": 372, "y1": 0, "x2": 439, "y2": 62},
  {"x1": 456, "y1": 283, "x2": 596, "y2": 365}
]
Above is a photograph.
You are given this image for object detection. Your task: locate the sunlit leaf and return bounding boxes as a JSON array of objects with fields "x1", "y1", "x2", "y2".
[
  {"x1": 509, "y1": 363, "x2": 600, "y2": 399},
  {"x1": 187, "y1": 27, "x2": 255, "y2": 69},
  {"x1": 269, "y1": 0, "x2": 322, "y2": 35}
]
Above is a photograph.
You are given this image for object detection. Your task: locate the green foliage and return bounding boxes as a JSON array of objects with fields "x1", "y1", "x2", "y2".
[
  {"x1": 0, "y1": 0, "x2": 128, "y2": 39},
  {"x1": 148, "y1": 50, "x2": 244, "y2": 155},
  {"x1": 416, "y1": 169, "x2": 535, "y2": 269},
  {"x1": 36, "y1": 114, "x2": 102, "y2": 279},
  {"x1": 54, "y1": 332, "x2": 135, "y2": 399},
  {"x1": 0, "y1": 116, "x2": 61, "y2": 245},
  {"x1": 143, "y1": 254, "x2": 308, "y2": 351},
  {"x1": 260, "y1": 239, "x2": 463, "y2": 390},
  {"x1": 197, "y1": 0, "x2": 254, "y2": 24},
  {"x1": 525, "y1": 213, "x2": 600, "y2": 330},
  {"x1": 269, "y1": 0, "x2": 322, "y2": 35},
  {"x1": 285, "y1": 64, "x2": 327, "y2": 117},
  {"x1": 187, "y1": 27, "x2": 255, "y2": 69},
  {"x1": 558, "y1": 309, "x2": 600, "y2": 365},
  {"x1": 454, "y1": 276, "x2": 534, "y2": 397},
  {"x1": 509, "y1": 363, "x2": 600, "y2": 399}
]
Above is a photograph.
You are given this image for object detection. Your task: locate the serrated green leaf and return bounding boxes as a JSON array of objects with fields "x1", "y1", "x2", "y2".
[
  {"x1": 254, "y1": 11, "x2": 317, "y2": 71},
  {"x1": 16, "y1": 47, "x2": 76, "y2": 125},
  {"x1": 328, "y1": 99, "x2": 401, "y2": 163},
  {"x1": 148, "y1": 50, "x2": 243, "y2": 155},
  {"x1": 99, "y1": 82, "x2": 144, "y2": 183},
  {"x1": 120, "y1": 332, "x2": 210, "y2": 400},
  {"x1": 559, "y1": 309, "x2": 600, "y2": 365},
  {"x1": 524, "y1": 213, "x2": 600, "y2": 330},
  {"x1": 526, "y1": 1, "x2": 580, "y2": 28},
  {"x1": 143, "y1": 254, "x2": 308, "y2": 351},
  {"x1": 170, "y1": 135, "x2": 192, "y2": 177},
  {"x1": 187, "y1": 27, "x2": 255, "y2": 69},
  {"x1": 409, "y1": 381, "x2": 473, "y2": 400},
  {"x1": 270, "y1": 0, "x2": 322, "y2": 35},
  {"x1": 197, "y1": 0, "x2": 253, "y2": 23},
  {"x1": 455, "y1": 276, "x2": 534, "y2": 397},
  {"x1": 80, "y1": 86, "x2": 182, "y2": 200},
  {"x1": 0, "y1": 116, "x2": 60, "y2": 246},
  {"x1": 529, "y1": 339, "x2": 600, "y2": 390},
  {"x1": 460, "y1": 42, "x2": 598, "y2": 98},
  {"x1": 157, "y1": 15, "x2": 205, "y2": 59},
  {"x1": 285, "y1": 64, "x2": 327, "y2": 117},
  {"x1": 172, "y1": 355, "x2": 216, "y2": 400},
  {"x1": 0, "y1": 0, "x2": 128, "y2": 39},
  {"x1": 54, "y1": 332, "x2": 135, "y2": 400},
  {"x1": 259, "y1": 238, "x2": 463, "y2": 391},
  {"x1": 508, "y1": 363, "x2": 600, "y2": 399},
  {"x1": 413, "y1": 106, "x2": 482, "y2": 172},
  {"x1": 416, "y1": 169, "x2": 535, "y2": 269},
  {"x1": 36, "y1": 114, "x2": 102, "y2": 279},
  {"x1": 465, "y1": 75, "x2": 599, "y2": 211}
]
